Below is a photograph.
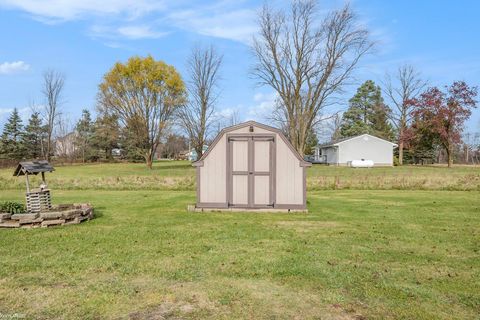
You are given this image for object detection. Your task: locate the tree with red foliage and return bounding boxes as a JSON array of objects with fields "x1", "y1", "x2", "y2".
[{"x1": 409, "y1": 81, "x2": 477, "y2": 167}]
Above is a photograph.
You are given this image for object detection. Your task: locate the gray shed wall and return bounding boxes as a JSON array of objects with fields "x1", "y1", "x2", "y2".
[{"x1": 337, "y1": 135, "x2": 395, "y2": 166}]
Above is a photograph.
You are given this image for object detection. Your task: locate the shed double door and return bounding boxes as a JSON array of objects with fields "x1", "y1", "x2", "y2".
[{"x1": 228, "y1": 135, "x2": 275, "y2": 208}]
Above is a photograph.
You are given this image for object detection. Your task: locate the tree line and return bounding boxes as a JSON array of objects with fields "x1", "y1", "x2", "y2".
[
  {"x1": 328, "y1": 72, "x2": 478, "y2": 167},
  {"x1": 0, "y1": 0, "x2": 478, "y2": 168}
]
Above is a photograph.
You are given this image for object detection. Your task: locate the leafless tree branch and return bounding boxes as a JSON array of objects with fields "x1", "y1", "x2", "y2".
[
  {"x1": 252, "y1": 0, "x2": 373, "y2": 155},
  {"x1": 178, "y1": 45, "x2": 223, "y2": 159}
]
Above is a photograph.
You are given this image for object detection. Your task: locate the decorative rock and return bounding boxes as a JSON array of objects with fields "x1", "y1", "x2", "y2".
[
  {"x1": 19, "y1": 217, "x2": 43, "y2": 225},
  {"x1": 41, "y1": 219, "x2": 66, "y2": 227},
  {"x1": 61, "y1": 210, "x2": 82, "y2": 219},
  {"x1": 0, "y1": 221, "x2": 20, "y2": 228},
  {"x1": 40, "y1": 211, "x2": 63, "y2": 220},
  {"x1": 0, "y1": 213, "x2": 12, "y2": 220},
  {"x1": 0, "y1": 204, "x2": 93, "y2": 228},
  {"x1": 21, "y1": 224, "x2": 40, "y2": 229},
  {"x1": 11, "y1": 213, "x2": 39, "y2": 220},
  {"x1": 64, "y1": 218, "x2": 80, "y2": 225}
]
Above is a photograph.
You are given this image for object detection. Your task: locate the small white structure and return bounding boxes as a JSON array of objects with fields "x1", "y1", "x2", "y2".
[
  {"x1": 315, "y1": 134, "x2": 397, "y2": 166},
  {"x1": 193, "y1": 121, "x2": 311, "y2": 211}
]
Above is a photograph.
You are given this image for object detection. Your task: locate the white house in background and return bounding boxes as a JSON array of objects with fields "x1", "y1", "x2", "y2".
[
  {"x1": 55, "y1": 132, "x2": 77, "y2": 158},
  {"x1": 315, "y1": 134, "x2": 397, "y2": 166},
  {"x1": 187, "y1": 145, "x2": 209, "y2": 161}
]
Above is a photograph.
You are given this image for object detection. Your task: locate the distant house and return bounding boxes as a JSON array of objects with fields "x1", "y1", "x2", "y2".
[
  {"x1": 55, "y1": 132, "x2": 77, "y2": 158},
  {"x1": 187, "y1": 145, "x2": 209, "y2": 161},
  {"x1": 315, "y1": 134, "x2": 397, "y2": 166}
]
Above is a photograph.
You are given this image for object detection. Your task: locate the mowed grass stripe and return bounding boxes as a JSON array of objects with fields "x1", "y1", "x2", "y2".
[{"x1": 1, "y1": 161, "x2": 479, "y2": 190}]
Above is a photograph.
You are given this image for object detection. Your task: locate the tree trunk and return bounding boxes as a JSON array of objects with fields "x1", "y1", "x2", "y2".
[
  {"x1": 398, "y1": 141, "x2": 404, "y2": 165},
  {"x1": 146, "y1": 156, "x2": 153, "y2": 169},
  {"x1": 146, "y1": 148, "x2": 154, "y2": 169},
  {"x1": 195, "y1": 145, "x2": 203, "y2": 160},
  {"x1": 46, "y1": 138, "x2": 51, "y2": 161},
  {"x1": 447, "y1": 144, "x2": 453, "y2": 168}
]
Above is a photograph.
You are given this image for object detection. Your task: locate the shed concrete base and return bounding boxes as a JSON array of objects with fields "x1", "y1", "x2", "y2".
[{"x1": 187, "y1": 205, "x2": 307, "y2": 213}]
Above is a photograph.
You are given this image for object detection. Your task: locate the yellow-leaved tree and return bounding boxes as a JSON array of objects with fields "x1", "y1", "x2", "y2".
[{"x1": 98, "y1": 56, "x2": 186, "y2": 168}]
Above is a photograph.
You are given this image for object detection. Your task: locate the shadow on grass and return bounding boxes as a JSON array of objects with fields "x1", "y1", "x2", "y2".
[{"x1": 92, "y1": 206, "x2": 105, "y2": 219}]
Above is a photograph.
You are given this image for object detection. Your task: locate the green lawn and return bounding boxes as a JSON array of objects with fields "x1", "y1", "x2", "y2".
[
  {"x1": 0, "y1": 163, "x2": 479, "y2": 319},
  {"x1": 1, "y1": 161, "x2": 479, "y2": 191}
]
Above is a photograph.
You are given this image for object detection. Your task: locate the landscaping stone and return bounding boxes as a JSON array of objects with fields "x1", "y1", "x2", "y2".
[
  {"x1": 19, "y1": 217, "x2": 43, "y2": 225},
  {"x1": 0, "y1": 213, "x2": 12, "y2": 220},
  {"x1": 40, "y1": 211, "x2": 63, "y2": 220},
  {"x1": 11, "y1": 213, "x2": 39, "y2": 220},
  {"x1": 0, "y1": 221, "x2": 20, "y2": 228},
  {"x1": 0, "y1": 204, "x2": 94, "y2": 228},
  {"x1": 64, "y1": 219, "x2": 80, "y2": 225},
  {"x1": 41, "y1": 219, "x2": 66, "y2": 227},
  {"x1": 61, "y1": 209, "x2": 82, "y2": 219}
]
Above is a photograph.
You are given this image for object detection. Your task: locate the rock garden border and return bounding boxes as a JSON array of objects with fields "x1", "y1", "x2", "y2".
[{"x1": 0, "y1": 204, "x2": 94, "y2": 228}]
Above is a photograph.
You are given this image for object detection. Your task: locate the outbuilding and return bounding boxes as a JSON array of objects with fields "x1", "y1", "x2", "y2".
[
  {"x1": 193, "y1": 121, "x2": 311, "y2": 211},
  {"x1": 314, "y1": 134, "x2": 397, "y2": 166}
]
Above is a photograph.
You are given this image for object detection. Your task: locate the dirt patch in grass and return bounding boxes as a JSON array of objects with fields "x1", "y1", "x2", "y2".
[{"x1": 128, "y1": 302, "x2": 196, "y2": 320}]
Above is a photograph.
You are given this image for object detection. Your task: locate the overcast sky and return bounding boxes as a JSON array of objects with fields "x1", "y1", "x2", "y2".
[{"x1": 0, "y1": 0, "x2": 479, "y2": 133}]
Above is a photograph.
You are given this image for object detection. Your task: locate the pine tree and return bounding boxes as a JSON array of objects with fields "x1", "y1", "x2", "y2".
[
  {"x1": 75, "y1": 109, "x2": 94, "y2": 163},
  {"x1": 0, "y1": 108, "x2": 26, "y2": 160},
  {"x1": 340, "y1": 80, "x2": 394, "y2": 140},
  {"x1": 22, "y1": 112, "x2": 46, "y2": 159},
  {"x1": 91, "y1": 111, "x2": 120, "y2": 161}
]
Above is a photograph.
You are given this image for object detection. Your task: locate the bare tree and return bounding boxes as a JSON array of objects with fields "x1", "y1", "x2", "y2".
[
  {"x1": 320, "y1": 112, "x2": 342, "y2": 142},
  {"x1": 42, "y1": 69, "x2": 65, "y2": 161},
  {"x1": 225, "y1": 109, "x2": 241, "y2": 127},
  {"x1": 178, "y1": 46, "x2": 223, "y2": 159},
  {"x1": 252, "y1": 1, "x2": 373, "y2": 155},
  {"x1": 383, "y1": 64, "x2": 427, "y2": 165}
]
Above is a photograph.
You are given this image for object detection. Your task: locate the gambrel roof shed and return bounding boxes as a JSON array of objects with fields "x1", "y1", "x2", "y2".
[{"x1": 193, "y1": 121, "x2": 311, "y2": 211}]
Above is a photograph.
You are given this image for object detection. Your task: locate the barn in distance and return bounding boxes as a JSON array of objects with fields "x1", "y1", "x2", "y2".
[{"x1": 192, "y1": 121, "x2": 311, "y2": 211}]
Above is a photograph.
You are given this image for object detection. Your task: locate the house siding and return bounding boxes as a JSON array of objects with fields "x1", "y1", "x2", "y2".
[{"x1": 337, "y1": 135, "x2": 395, "y2": 166}]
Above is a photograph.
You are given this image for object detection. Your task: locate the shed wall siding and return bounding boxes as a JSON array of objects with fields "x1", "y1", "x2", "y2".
[
  {"x1": 337, "y1": 135, "x2": 394, "y2": 165},
  {"x1": 276, "y1": 135, "x2": 303, "y2": 205},
  {"x1": 199, "y1": 135, "x2": 227, "y2": 203},
  {"x1": 197, "y1": 122, "x2": 307, "y2": 209}
]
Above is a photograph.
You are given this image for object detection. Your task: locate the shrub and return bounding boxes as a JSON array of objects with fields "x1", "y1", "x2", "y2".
[{"x1": 0, "y1": 201, "x2": 27, "y2": 214}]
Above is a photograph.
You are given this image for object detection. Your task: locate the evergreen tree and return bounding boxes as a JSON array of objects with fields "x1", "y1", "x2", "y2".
[
  {"x1": 340, "y1": 80, "x2": 394, "y2": 140},
  {"x1": 75, "y1": 109, "x2": 94, "y2": 162},
  {"x1": 0, "y1": 108, "x2": 25, "y2": 160},
  {"x1": 22, "y1": 112, "x2": 46, "y2": 159},
  {"x1": 91, "y1": 111, "x2": 120, "y2": 161}
]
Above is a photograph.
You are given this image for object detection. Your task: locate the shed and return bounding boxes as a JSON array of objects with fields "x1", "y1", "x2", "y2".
[
  {"x1": 193, "y1": 121, "x2": 311, "y2": 211},
  {"x1": 314, "y1": 134, "x2": 397, "y2": 166}
]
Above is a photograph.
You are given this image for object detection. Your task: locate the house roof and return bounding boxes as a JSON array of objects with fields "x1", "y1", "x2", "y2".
[
  {"x1": 13, "y1": 160, "x2": 55, "y2": 176},
  {"x1": 192, "y1": 120, "x2": 311, "y2": 167},
  {"x1": 318, "y1": 133, "x2": 397, "y2": 148}
]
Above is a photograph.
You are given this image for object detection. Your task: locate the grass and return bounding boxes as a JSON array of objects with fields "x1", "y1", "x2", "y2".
[
  {"x1": 0, "y1": 161, "x2": 479, "y2": 191},
  {"x1": 0, "y1": 162, "x2": 479, "y2": 319}
]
